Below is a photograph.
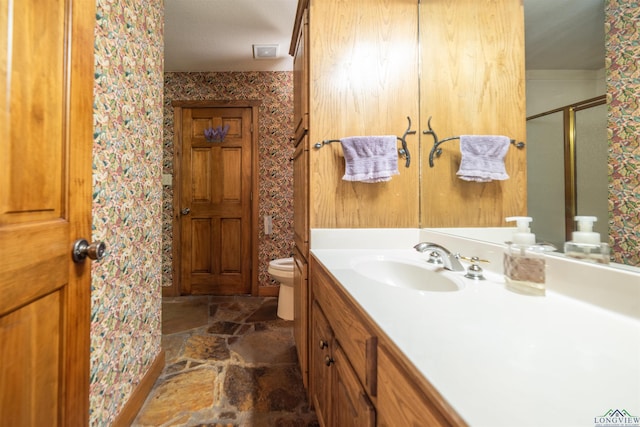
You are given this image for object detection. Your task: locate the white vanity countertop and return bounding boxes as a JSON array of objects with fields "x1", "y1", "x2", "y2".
[{"x1": 310, "y1": 229, "x2": 640, "y2": 427}]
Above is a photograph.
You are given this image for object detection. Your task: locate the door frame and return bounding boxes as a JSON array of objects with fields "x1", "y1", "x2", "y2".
[{"x1": 167, "y1": 100, "x2": 260, "y2": 297}]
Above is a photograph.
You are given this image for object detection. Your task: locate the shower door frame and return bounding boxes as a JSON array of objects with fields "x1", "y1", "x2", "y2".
[{"x1": 527, "y1": 94, "x2": 607, "y2": 242}]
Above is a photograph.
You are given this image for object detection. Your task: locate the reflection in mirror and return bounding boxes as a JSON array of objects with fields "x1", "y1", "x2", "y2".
[
  {"x1": 522, "y1": 0, "x2": 625, "y2": 262},
  {"x1": 426, "y1": 2, "x2": 639, "y2": 270},
  {"x1": 527, "y1": 96, "x2": 608, "y2": 252}
]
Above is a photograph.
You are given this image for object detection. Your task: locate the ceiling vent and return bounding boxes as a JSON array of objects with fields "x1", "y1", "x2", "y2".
[{"x1": 253, "y1": 44, "x2": 279, "y2": 59}]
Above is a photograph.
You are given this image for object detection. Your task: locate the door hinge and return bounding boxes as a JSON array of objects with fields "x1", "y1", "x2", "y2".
[
  {"x1": 250, "y1": 123, "x2": 254, "y2": 133},
  {"x1": 250, "y1": 191, "x2": 253, "y2": 201}
]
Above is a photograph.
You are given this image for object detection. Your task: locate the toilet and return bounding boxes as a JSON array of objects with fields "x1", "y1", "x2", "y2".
[{"x1": 268, "y1": 258, "x2": 294, "y2": 320}]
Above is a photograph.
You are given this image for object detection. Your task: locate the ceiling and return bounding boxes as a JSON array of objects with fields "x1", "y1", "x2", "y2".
[{"x1": 163, "y1": 0, "x2": 605, "y2": 73}]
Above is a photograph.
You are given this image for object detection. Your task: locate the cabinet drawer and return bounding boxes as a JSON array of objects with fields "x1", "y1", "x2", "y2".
[
  {"x1": 333, "y1": 345, "x2": 376, "y2": 427},
  {"x1": 311, "y1": 256, "x2": 377, "y2": 396}
]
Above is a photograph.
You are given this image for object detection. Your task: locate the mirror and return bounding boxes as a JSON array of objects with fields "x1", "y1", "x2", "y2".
[
  {"x1": 431, "y1": 0, "x2": 639, "y2": 270},
  {"x1": 525, "y1": 0, "x2": 608, "y2": 255}
]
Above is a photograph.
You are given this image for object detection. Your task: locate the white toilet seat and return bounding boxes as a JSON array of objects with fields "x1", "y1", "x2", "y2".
[{"x1": 268, "y1": 257, "x2": 294, "y2": 272}]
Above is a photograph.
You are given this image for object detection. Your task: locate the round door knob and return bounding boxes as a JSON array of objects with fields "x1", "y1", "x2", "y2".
[
  {"x1": 319, "y1": 339, "x2": 328, "y2": 349},
  {"x1": 181, "y1": 208, "x2": 190, "y2": 215},
  {"x1": 72, "y1": 239, "x2": 107, "y2": 263}
]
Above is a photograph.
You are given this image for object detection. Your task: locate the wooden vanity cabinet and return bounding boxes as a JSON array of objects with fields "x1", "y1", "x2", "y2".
[
  {"x1": 311, "y1": 301, "x2": 376, "y2": 427},
  {"x1": 310, "y1": 255, "x2": 467, "y2": 427},
  {"x1": 310, "y1": 301, "x2": 333, "y2": 426}
]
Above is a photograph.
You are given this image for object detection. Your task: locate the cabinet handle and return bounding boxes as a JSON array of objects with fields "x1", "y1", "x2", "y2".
[
  {"x1": 319, "y1": 339, "x2": 328, "y2": 349},
  {"x1": 324, "y1": 355, "x2": 334, "y2": 367}
]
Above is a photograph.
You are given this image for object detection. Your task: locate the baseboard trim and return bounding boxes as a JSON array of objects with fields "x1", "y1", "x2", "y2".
[
  {"x1": 112, "y1": 349, "x2": 165, "y2": 427},
  {"x1": 259, "y1": 285, "x2": 280, "y2": 297}
]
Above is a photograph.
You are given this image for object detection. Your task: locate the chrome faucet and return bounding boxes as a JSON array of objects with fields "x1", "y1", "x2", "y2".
[{"x1": 413, "y1": 242, "x2": 465, "y2": 272}]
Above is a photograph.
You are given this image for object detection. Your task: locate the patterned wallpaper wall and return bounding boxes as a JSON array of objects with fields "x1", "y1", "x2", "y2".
[
  {"x1": 91, "y1": 0, "x2": 164, "y2": 425},
  {"x1": 86, "y1": 1, "x2": 636, "y2": 426},
  {"x1": 162, "y1": 72, "x2": 295, "y2": 292},
  {"x1": 606, "y1": 0, "x2": 640, "y2": 266}
]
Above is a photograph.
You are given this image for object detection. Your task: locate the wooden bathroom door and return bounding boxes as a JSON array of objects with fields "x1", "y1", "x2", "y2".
[
  {"x1": 175, "y1": 103, "x2": 257, "y2": 295},
  {"x1": 0, "y1": 0, "x2": 94, "y2": 425}
]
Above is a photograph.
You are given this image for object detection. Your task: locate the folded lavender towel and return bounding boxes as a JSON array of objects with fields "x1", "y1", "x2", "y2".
[
  {"x1": 457, "y1": 135, "x2": 510, "y2": 182},
  {"x1": 341, "y1": 135, "x2": 399, "y2": 183}
]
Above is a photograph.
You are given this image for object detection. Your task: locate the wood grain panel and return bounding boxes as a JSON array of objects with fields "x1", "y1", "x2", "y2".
[
  {"x1": 293, "y1": 141, "x2": 309, "y2": 253},
  {"x1": 223, "y1": 118, "x2": 242, "y2": 138},
  {"x1": 191, "y1": 148, "x2": 212, "y2": 202},
  {"x1": 292, "y1": 7, "x2": 308, "y2": 138},
  {"x1": 0, "y1": 221, "x2": 67, "y2": 316},
  {"x1": 192, "y1": 118, "x2": 213, "y2": 139},
  {"x1": 377, "y1": 345, "x2": 459, "y2": 426},
  {"x1": 220, "y1": 218, "x2": 241, "y2": 273},
  {"x1": 293, "y1": 247, "x2": 308, "y2": 388},
  {"x1": 419, "y1": 0, "x2": 527, "y2": 227},
  {"x1": 333, "y1": 345, "x2": 376, "y2": 427},
  {"x1": 310, "y1": 301, "x2": 333, "y2": 427},
  {"x1": 308, "y1": 0, "x2": 420, "y2": 228},
  {"x1": 0, "y1": 292, "x2": 61, "y2": 426},
  {"x1": 222, "y1": 148, "x2": 242, "y2": 202},
  {"x1": 0, "y1": 0, "x2": 66, "y2": 224},
  {"x1": 191, "y1": 219, "x2": 212, "y2": 273}
]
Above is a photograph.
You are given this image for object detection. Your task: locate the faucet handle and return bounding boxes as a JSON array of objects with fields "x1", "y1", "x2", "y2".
[
  {"x1": 461, "y1": 256, "x2": 489, "y2": 280},
  {"x1": 425, "y1": 250, "x2": 444, "y2": 265}
]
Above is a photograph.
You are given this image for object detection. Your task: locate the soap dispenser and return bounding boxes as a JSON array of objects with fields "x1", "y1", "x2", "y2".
[
  {"x1": 564, "y1": 216, "x2": 610, "y2": 264},
  {"x1": 504, "y1": 216, "x2": 547, "y2": 296}
]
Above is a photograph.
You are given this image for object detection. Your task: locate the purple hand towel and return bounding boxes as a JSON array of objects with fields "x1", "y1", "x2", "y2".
[
  {"x1": 341, "y1": 135, "x2": 399, "y2": 183},
  {"x1": 457, "y1": 135, "x2": 510, "y2": 182}
]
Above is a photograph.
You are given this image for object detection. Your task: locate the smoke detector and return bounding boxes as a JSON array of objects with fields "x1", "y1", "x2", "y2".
[{"x1": 253, "y1": 44, "x2": 279, "y2": 59}]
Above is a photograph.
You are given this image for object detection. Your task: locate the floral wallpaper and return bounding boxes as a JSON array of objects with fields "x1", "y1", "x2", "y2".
[
  {"x1": 91, "y1": 0, "x2": 164, "y2": 425},
  {"x1": 163, "y1": 72, "x2": 294, "y2": 292},
  {"x1": 606, "y1": 0, "x2": 640, "y2": 265},
  {"x1": 85, "y1": 1, "x2": 637, "y2": 426}
]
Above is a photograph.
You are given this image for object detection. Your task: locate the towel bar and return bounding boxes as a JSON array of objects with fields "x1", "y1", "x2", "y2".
[
  {"x1": 423, "y1": 116, "x2": 525, "y2": 167},
  {"x1": 313, "y1": 116, "x2": 415, "y2": 168}
]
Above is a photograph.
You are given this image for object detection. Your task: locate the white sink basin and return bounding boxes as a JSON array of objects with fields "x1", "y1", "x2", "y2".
[{"x1": 351, "y1": 256, "x2": 464, "y2": 292}]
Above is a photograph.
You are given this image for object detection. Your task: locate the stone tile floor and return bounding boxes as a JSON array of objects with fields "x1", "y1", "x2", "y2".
[{"x1": 132, "y1": 296, "x2": 318, "y2": 427}]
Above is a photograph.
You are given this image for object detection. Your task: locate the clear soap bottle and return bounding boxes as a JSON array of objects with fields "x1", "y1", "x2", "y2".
[
  {"x1": 564, "y1": 216, "x2": 610, "y2": 264},
  {"x1": 503, "y1": 216, "x2": 547, "y2": 296}
]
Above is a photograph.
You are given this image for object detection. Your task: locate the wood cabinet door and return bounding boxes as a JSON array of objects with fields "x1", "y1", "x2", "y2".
[
  {"x1": 292, "y1": 7, "x2": 308, "y2": 139},
  {"x1": 178, "y1": 105, "x2": 254, "y2": 295},
  {"x1": 0, "y1": 0, "x2": 94, "y2": 424},
  {"x1": 293, "y1": 139, "x2": 309, "y2": 253},
  {"x1": 293, "y1": 246, "x2": 308, "y2": 388},
  {"x1": 310, "y1": 301, "x2": 333, "y2": 427},
  {"x1": 333, "y1": 345, "x2": 376, "y2": 427}
]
